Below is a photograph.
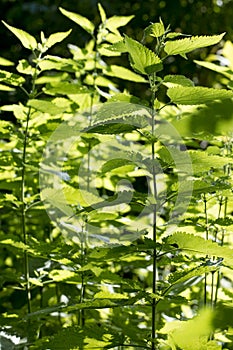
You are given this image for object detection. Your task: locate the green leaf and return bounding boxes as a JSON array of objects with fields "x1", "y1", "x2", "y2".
[
  {"x1": 48, "y1": 269, "x2": 76, "y2": 282},
  {"x1": 94, "y1": 291, "x2": 127, "y2": 299},
  {"x1": 103, "y1": 65, "x2": 147, "y2": 83},
  {"x1": 104, "y1": 64, "x2": 147, "y2": 83},
  {"x1": 168, "y1": 264, "x2": 220, "y2": 286},
  {"x1": 106, "y1": 15, "x2": 134, "y2": 34},
  {"x1": 161, "y1": 308, "x2": 214, "y2": 350},
  {"x1": 59, "y1": 7, "x2": 95, "y2": 34},
  {"x1": 0, "y1": 84, "x2": 14, "y2": 91},
  {"x1": 38, "y1": 55, "x2": 80, "y2": 72},
  {"x1": 27, "y1": 99, "x2": 69, "y2": 115},
  {"x1": 215, "y1": 217, "x2": 233, "y2": 226},
  {"x1": 227, "y1": 80, "x2": 233, "y2": 89},
  {"x1": 189, "y1": 150, "x2": 232, "y2": 173},
  {"x1": 100, "y1": 158, "x2": 133, "y2": 174},
  {"x1": 145, "y1": 20, "x2": 165, "y2": 38},
  {"x1": 194, "y1": 60, "x2": 233, "y2": 79},
  {"x1": 0, "y1": 69, "x2": 25, "y2": 86},
  {"x1": 16, "y1": 59, "x2": 35, "y2": 75},
  {"x1": 124, "y1": 35, "x2": 163, "y2": 75},
  {"x1": 166, "y1": 232, "x2": 233, "y2": 267},
  {"x1": 94, "y1": 101, "x2": 150, "y2": 125},
  {"x1": 85, "y1": 122, "x2": 138, "y2": 134},
  {"x1": 43, "y1": 81, "x2": 89, "y2": 95},
  {"x1": 41, "y1": 188, "x2": 73, "y2": 216},
  {"x1": 163, "y1": 74, "x2": 194, "y2": 88},
  {"x1": 98, "y1": 3, "x2": 106, "y2": 23},
  {"x1": 0, "y1": 103, "x2": 28, "y2": 120},
  {"x1": 2, "y1": 21, "x2": 37, "y2": 50},
  {"x1": 45, "y1": 29, "x2": 72, "y2": 49},
  {"x1": 164, "y1": 33, "x2": 225, "y2": 57},
  {"x1": 0, "y1": 57, "x2": 14, "y2": 66},
  {"x1": 105, "y1": 40, "x2": 128, "y2": 54},
  {"x1": 45, "y1": 327, "x2": 85, "y2": 350},
  {"x1": 167, "y1": 86, "x2": 233, "y2": 105}
]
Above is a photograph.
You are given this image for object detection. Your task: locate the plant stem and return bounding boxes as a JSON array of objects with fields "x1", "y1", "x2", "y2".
[
  {"x1": 203, "y1": 194, "x2": 208, "y2": 306},
  {"x1": 150, "y1": 75, "x2": 158, "y2": 350},
  {"x1": 21, "y1": 106, "x2": 32, "y2": 314},
  {"x1": 21, "y1": 51, "x2": 41, "y2": 315}
]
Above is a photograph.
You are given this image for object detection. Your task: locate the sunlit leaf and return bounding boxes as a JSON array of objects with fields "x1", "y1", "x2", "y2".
[
  {"x1": 189, "y1": 150, "x2": 232, "y2": 173},
  {"x1": 59, "y1": 7, "x2": 95, "y2": 34},
  {"x1": 0, "y1": 69, "x2": 25, "y2": 86},
  {"x1": 45, "y1": 29, "x2": 72, "y2": 49},
  {"x1": 27, "y1": 99, "x2": 69, "y2": 114},
  {"x1": 94, "y1": 101, "x2": 150, "y2": 124},
  {"x1": 98, "y1": 3, "x2": 106, "y2": 23},
  {"x1": 100, "y1": 158, "x2": 133, "y2": 174},
  {"x1": 106, "y1": 15, "x2": 134, "y2": 33},
  {"x1": 16, "y1": 59, "x2": 35, "y2": 75},
  {"x1": 0, "y1": 57, "x2": 14, "y2": 66},
  {"x1": 0, "y1": 84, "x2": 14, "y2": 91},
  {"x1": 167, "y1": 86, "x2": 233, "y2": 105},
  {"x1": 164, "y1": 33, "x2": 225, "y2": 57},
  {"x1": 2, "y1": 21, "x2": 37, "y2": 50},
  {"x1": 48, "y1": 269, "x2": 76, "y2": 282},
  {"x1": 124, "y1": 35, "x2": 163, "y2": 75},
  {"x1": 104, "y1": 64, "x2": 147, "y2": 82},
  {"x1": 94, "y1": 291, "x2": 127, "y2": 299},
  {"x1": 166, "y1": 232, "x2": 233, "y2": 267},
  {"x1": 145, "y1": 20, "x2": 165, "y2": 38},
  {"x1": 163, "y1": 74, "x2": 194, "y2": 87},
  {"x1": 38, "y1": 55, "x2": 80, "y2": 72},
  {"x1": 194, "y1": 60, "x2": 233, "y2": 79},
  {"x1": 161, "y1": 309, "x2": 214, "y2": 350},
  {"x1": 43, "y1": 81, "x2": 89, "y2": 95}
]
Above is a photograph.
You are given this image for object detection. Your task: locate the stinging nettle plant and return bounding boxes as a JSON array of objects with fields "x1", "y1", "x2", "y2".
[{"x1": 0, "y1": 3, "x2": 233, "y2": 349}]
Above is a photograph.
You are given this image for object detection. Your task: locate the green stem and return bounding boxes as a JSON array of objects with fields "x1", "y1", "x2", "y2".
[
  {"x1": 79, "y1": 224, "x2": 86, "y2": 327},
  {"x1": 21, "y1": 106, "x2": 32, "y2": 314},
  {"x1": 150, "y1": 76, "x2": 158, "y2": 350},
  {"x1": 21, "y1": 51, "x2": 41, "y2": 315},
  {"x1": 203, "y1": 194, "x2": 208, "y2": 306}
]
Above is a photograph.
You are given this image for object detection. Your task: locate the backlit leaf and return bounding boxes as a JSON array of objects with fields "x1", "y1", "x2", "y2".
[
  {"x1": 94, "y1": 101, "x2": 150, "y2": 124},
  {"x1": 189, "y1": 150, "x2": 232, "y2": 173},
  {"x1": 17, "y1": 59, "x2": 35, "y2": 75},
  {"x1": 166, "y1": 232, "x2": 233, "y2": 267},
  {"x1": 104, "y1": 64, "x2": 147, "y2": 82},
  {"x1": 43, "y1": 81, "x2": 89, "y2": 95},
  {"x1": 48, "y1": 269, "x2": 76, "y2": 282},
  {"x1": 0, "y1": 57, "x2": 14, "y2": 66},
  {"x1": 38, "y1": 55, "x2": 80, "y2": 72},
  {"x1": 194, "y1": 60, "x2": 233, "y2": 79},
  {"x1": 164, "y1": 33, "x2": 225, "y2": 57},
  {"x1": 98, "y1": 3, "x2": 106, "y2": 23},
  {"x1": 124, "y1": 35, "x2": 163, "y2": 75},
  {"x1": 0, "y1": 84, "x2": 14, "y2": 91},
  {"x1": 163, "y1": 74, "x2": 194, "y2": 87},
  {"x1": 27, "y1": 99, "x2": 69, "y2": 115},
  {"x1": 167, "y1": 86, "x2": 233, "y2": 105},
  {"x1": 46, "y1": 29, "x2": 72, "y2": 49},
  {"x1": 94, "y1": 291, "x2": 127, "y2": 299},
  {"x1": 0, "y1": 69, "x2": 25, "y2": 86},
  {"x1": 59, "y1": 7, "x2": 95, "y2": 34},
  {"x1": 161, "y1": 309, "x2": 214, "y2": 350},
  {"x1": 106, "y1": 15, "x2": 134, "y2": 33},
  {"x1": 145, "y1": 20, "x2": 165, "y2": 38},
  {"x1": 168, "y1": 264, "x2": 220, "y2": 286},
  {"x1": 100, "y1": 158, "x2": 133, "y2": 174},
  {"x1": 2, "y1": 21, "x2": 37, "y2": 50}
]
